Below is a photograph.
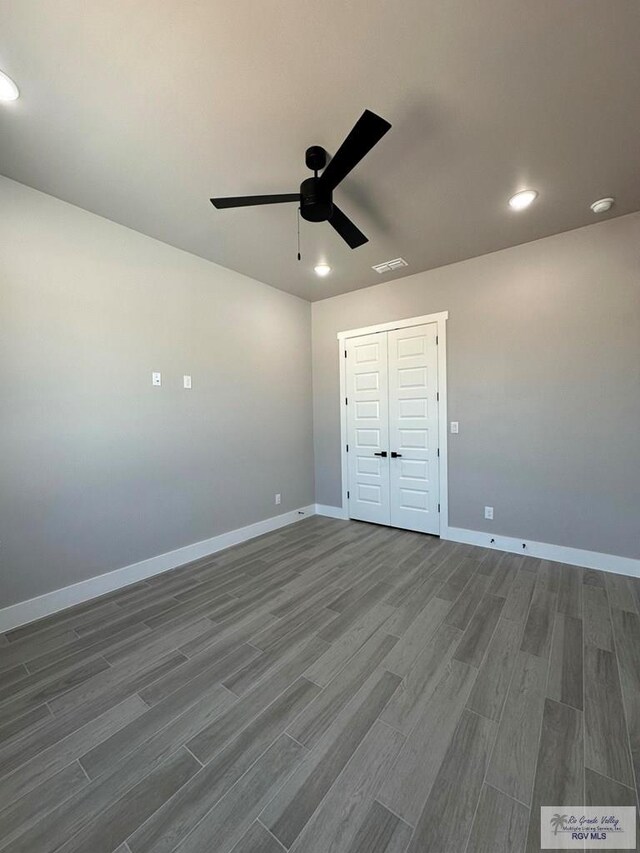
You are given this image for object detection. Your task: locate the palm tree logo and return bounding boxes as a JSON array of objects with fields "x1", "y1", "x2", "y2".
[{"x1": 550, "y1": 814, "x2": 568, "y2": 836}]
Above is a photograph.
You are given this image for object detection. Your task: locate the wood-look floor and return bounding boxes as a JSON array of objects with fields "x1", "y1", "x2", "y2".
[{"x1": 1, "y1": 517, "x2": 639, "y2": 853}]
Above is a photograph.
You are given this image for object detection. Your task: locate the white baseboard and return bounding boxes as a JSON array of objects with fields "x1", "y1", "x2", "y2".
[
  {"x1": 443, "y1": 526, "x2": 640, "y2": 578},
  {"x1": 0, "y1": 505, "x2": 316, "y2": 633},
  {"x1": 315, "y1": 503, "x2": 349, "y2": 520},
  {"x1": 313, "y1": 506, "x2": 639, "y2": 577},
  {"x1": 5, "y1": 506, "x2": 635, "y2": 633}
]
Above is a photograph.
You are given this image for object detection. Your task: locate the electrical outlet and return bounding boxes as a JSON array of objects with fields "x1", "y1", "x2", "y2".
[
  {"x1": 152, "y1": 372, "x2": 162, "y2": 387},
  {"x1": 183, "y1": 375, "x2": 192, "y2": 389},
  {"x1": 450, "y1": 421, "x2": 459, "y2": 434},
  {"x1": 275, "y1": 493, "x2": 281, "y2": 505},
  {"x1": 484, "y1": 506, "x2": 494, "y2": 520}
]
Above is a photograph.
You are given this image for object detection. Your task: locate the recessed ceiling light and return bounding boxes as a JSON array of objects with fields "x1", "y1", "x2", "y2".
[
  {"x1": 0, "y1": 70, "x2": 20, "y2": 102},
  {"x1": 508, "y1": 190, "x2": 538, "y2": 211},
  {"x1": 314, "y1": 263, "x2": 331, "y2": 277},
  {"x1": 590, "y1": 197, "x2": 614, "y2": 214}
]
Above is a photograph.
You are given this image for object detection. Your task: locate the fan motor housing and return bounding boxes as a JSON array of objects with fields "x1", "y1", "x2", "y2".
[{"x1": 300, "y1": 177, "x2": 333, "y2": 222}]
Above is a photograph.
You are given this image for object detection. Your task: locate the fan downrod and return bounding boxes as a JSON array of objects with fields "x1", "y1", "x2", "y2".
[{"x1": 300, "y1": 146, "x2": 332, "y2": 222}]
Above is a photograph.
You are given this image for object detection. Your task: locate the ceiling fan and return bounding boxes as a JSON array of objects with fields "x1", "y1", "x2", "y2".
[{"x1": 210, "y1": 109, "x2": 391, "y2": 249}]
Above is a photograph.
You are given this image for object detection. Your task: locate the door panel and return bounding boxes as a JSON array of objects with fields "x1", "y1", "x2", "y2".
[
  {"x1": 388, "y1": 324, "x2": 439, "y2": 534},
  {"x1": 346, "y1": 333, "x2": 390, "y2": 525}
]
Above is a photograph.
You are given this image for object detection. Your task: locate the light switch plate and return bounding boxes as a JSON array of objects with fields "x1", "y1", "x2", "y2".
[
  {"x1": 183, "y1": 375, "x2": 192, "y2": 389},
  {"x1": 450, "y1": 421, "x2": 459, "y2": 434},
  {"x1": 152, "y1": 372, "x2": 162, "y2": 387}
]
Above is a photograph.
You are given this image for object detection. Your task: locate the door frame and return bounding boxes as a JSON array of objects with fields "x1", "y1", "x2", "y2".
[{"x1": 337, "y1": 311, "x2": 449, "y2": 535}]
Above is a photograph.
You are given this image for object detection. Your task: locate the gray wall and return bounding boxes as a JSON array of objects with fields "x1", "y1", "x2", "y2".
[
  {"x1": 313, "y1": 213, "x2": 640, "y2": 559},
  {"x1": 0, "y1": 176, "x2": 314, "y2": 606}
]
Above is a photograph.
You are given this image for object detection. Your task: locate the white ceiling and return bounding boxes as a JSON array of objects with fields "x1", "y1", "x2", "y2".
[{"x1": 1, "y1": 0, "x2": 639, "y2": 301}]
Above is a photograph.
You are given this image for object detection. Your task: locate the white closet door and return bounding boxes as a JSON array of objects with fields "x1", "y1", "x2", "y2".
[
  {"x1": 388, "y1": 324, "x2": 440, "y2": 534},
  {"x1": 346, "y1": 333, "x2": 390, "y2": 525}
]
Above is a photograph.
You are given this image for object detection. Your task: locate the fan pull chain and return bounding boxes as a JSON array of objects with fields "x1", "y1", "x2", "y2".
[{"x1": 297, "y1": 207, "x2": 301, "y2": 261}]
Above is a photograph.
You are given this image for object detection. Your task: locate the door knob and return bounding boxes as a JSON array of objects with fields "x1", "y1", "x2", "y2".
[
  {"x1": 390, "y1": 452, "x2": 402, "y2": 458},
  {"x1": 374, "y1": 451, "x2": 388, "y2": 457}
]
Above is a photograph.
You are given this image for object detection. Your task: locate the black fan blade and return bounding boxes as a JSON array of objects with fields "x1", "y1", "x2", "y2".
[
  {"x1": 210, "y1": 193, "x2": 300, "y2": 209},
  {"x1": 328, "y1": 205, "x2": 368, "y2": 249},
  {"x1": 319, "y1": 110, "x2": 391, "y2": 191}
]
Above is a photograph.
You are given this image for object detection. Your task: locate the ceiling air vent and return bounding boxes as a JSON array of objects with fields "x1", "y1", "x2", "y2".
[{"x1": 372, "y1": 257, "x2": 408, "y2": 274}]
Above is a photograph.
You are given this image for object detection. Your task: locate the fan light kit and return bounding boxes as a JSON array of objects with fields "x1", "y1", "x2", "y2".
[
  {"x1": 508, "y1": 190, "x2": 538, "y2": 211},
  {"x1": 590, "y1": 197, "x2": 614, "y2": 214},
  {"x1": 314, "y1": 264, "x2": 331, "y2": 277},
  {"x1": 0, "y1": 70, "x2": 19, "y2": 101},
  {"x1": 210, "y1": 109, "x2": 392, "y2": 251},
  {"x1": 372, "y1": 258, "x2": 408, "y2": 274}
]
